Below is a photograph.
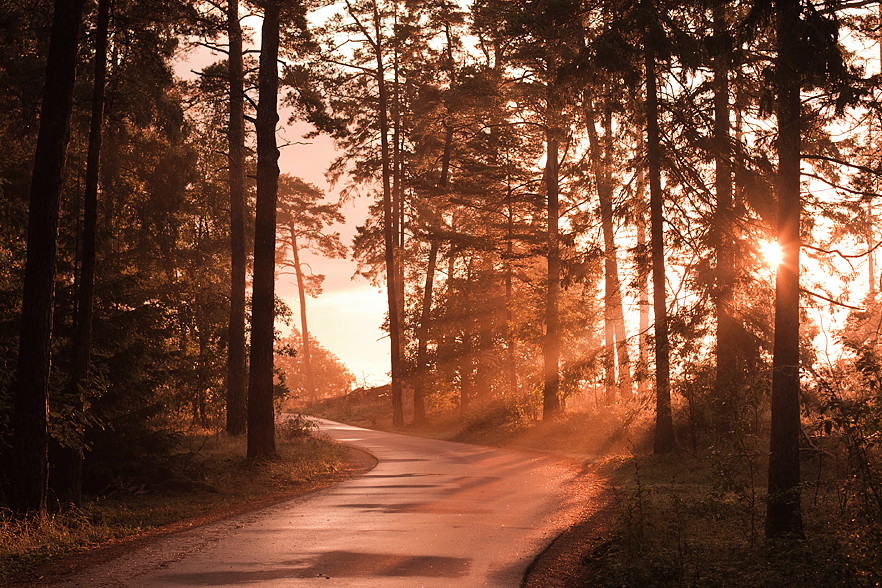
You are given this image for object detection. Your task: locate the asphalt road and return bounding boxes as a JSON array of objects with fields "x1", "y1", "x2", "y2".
[{"x1": 55, "y1": 419, "x2": 585, "y2": 587}]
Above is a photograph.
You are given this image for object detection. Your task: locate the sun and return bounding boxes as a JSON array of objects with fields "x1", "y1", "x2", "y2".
[{"x1": 760, "y1": 240, "x2": 783, "y2": 266}]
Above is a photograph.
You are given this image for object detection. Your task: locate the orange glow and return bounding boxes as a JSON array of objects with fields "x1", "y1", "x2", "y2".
[{"x1": 761, "y1": 240, "x2": 783, "y2": 267}]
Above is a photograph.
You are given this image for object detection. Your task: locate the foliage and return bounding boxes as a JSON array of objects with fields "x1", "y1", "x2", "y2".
[{"x1": 276, "y1": 330, "x2": 355, "y2": 402}]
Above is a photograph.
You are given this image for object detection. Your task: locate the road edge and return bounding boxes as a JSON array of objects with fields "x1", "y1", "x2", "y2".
[{"x1": 1, "y1": 445, "x2": 377, "y2": 588}]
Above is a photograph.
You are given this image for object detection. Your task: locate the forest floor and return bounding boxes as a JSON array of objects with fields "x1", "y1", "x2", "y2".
[
  {"x1": 0, "y1": 428, "x2": 374, "y2": 587},
  {"x1": 7, "y1": 392, "x2": 878, "y2": 587}
]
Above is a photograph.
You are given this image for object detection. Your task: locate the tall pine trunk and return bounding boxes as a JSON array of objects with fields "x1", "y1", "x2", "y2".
[
  {"x1": 543, "y1": 104, "x2": 562, "y2": 418},
  {"x1": 7, "y1": 0, "x2": 86, "y2": 515},
  {"x1": 226, "y1": 0, "x2": 247, "y2": 437},
  {"x1": 636, "y1": 133, "x2": 650, "y2": 396},
  {"x1": 766, "y1": 0, "x2": 804, "y2": 538},
  {"x1": 247, "y1": 0, "x2": 280, "y2": 459},
  {"x1": 712, "y1": 2, "x2": 739, "y2": 435},
  {"x1": 371, "y1": 0, "x2": 405, "y2": 427},
  {"x1": 645, "y1": 30, "x2": 675, "y2": 454},
  {"x1": 587, "y1": 95, "x2": 633, "y2": 402},
  {"x1": 412, "y1": 124, "x2": 452, "y2": 425},
  {"x1": 291, "y1": 231, "x2": 318, "y2": 403},
  {"x1": 52, "y1": 0, "x2": 109, "y2": 506}
]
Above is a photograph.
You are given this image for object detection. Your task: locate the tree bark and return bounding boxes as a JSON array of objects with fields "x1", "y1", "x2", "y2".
[
  {"x1": 373, "y1": 0, "x2": 405, "y2": 427},
  {"x1": 412, "y1": 123, "x2": 453, "y2": 425},
  {"x1": 52, "y1": 0, "x2": 110, "y2": 507},
  {"x1": 645, "y1": 32, "x2": 676, "y2": 454},
  {"x1": 505, "y1": 182, "x2": 518, "y2": 397},
  {"x1": 413, "y1": 239, "x2": 438, "y2": 425},
  {"x1": 766, "y1": 0, "x2": 804, "y2": 538},
  {"x1": 291, "y1": 230, "x2": 318, "y2": 403},
  {"x1": 247, "y1": 0, "x2": 280, "y2": 459},
  {"x1": 543, "y1": 94, "x2": 562, "y2": 419},
  {"x1": 587, "y1": 95, "x2": 633, "y2": 402},
  {"x1": 636, "y1": 136, "x2": 650, "y2": 396},
  {"x1": 7, "y1": 0, "x2": 86, "y2": 515},
  {"x1": 226, "y1": 0, "x2": 248, "y2": 437},
  {"x1": 712, "y1": 1, "x2": 739, "y2": 435}
]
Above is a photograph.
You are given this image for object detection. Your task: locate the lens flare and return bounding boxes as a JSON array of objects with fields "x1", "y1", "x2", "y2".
[{"x1": 761, "y1": 240, "x2": 783, "y2": 266}]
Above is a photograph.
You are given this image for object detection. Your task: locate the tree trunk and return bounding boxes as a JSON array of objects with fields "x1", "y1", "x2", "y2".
[
  {"x1": 7, "y1": 0, "x2": 86, "y2": 516},
  {"x1": 505, "y1": 182, "x2": 518, "y2": 397},
  {"x1": 247, "y1": 0, "x2": 280, "y2": 459},
  {"x1": 373, "y1": 0, "x2": 405, "y2": 427},
  {"x1": 587, "y1": 95, "x2": 633, "y2": 402},
  {"x1": 645, "y1": 33, "x2": 675, "y2": 454},
  {"x1": 636, "y1": 137, "x2": 650, "y2": 396},
  {"x1": 52, "y1": 0, "x2": 109, "y2": 507},
  {"x1": 226, "y1": 0, "x2": 248, "y2": 437},
  {"x1": 766, "y1": 0, "x2": 804, "y2": 538},
  {"x1": 712, "y1": 2, "x2": 739, "y2": 435},
  {"x1": 413, "y1": 239, "x2": 438, "y2": 425},
  {"x1": 543, "y1": 115, "x2": 562, "y2": 419},
  {"x1": 459, "y1": 260, "x2": 475, "y2": 414},
  {"x1": 412, "y1": 123, "x2": 453, "y2": 425},
  {"x1": 291, "y1": 230, "x2": 318, "y2": 403}
]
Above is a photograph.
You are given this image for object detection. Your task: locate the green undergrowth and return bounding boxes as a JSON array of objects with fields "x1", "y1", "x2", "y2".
[{"x1": 1, "y1": 417, "x2": 344, "y2": 578}]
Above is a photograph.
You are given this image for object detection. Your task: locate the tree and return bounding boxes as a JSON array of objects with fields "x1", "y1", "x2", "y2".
[
  {"x1": 585, "y1": 91, "x2": 634, "y2": 402},
  {"x1": 248, "y1": 0, "x2": 280, "y2": 459},
  {"x1": 7, "y1": 0, "x2": 86, "y2": 515},
  {"x1": 52, "y1": 0, "x2": 111, "y2": 506},
  {"x1": 226, "y1": 0, "x2": 248, "y2": 437},
  {"x1": 765, "y1": 0, "x2": 804, "y2": 538},
  {"x1": 276, "y1": 174, "x2": 346, "y2": 403},
  {"x1": 276, "y1": 330, "x2": 355, "y2": 400},
  {"x1": 643, "y1": 0, "x2": 676, "y2": 454}
]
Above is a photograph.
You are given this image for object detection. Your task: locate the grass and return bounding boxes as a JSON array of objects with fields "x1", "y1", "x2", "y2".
[
  {"x1": 0, "y1": 417, "x2": 346, "y2": 578},
  {"x1": 587, "y1": 442, "x2": 881, "y2": 587}
]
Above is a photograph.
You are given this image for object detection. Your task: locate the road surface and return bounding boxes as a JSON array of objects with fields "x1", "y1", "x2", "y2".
[{"x1": 55, "y1": 419, "x2": 587, "y2": 587}]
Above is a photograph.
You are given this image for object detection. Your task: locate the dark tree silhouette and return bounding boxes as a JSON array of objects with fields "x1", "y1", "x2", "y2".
[
  {"x1": 7, "y1": 0, "x2": 86, "y2": 515},
  {"x1": 645, "y1": 6, "x2": 676, "y2": 454},
  {"x1": 52, "y1": 0, "x2": 110, "y2": 507},
  {"x1": 226, "y1": 0, "x2": 248, "y2": 437},
  {"x1": 766, "y1": 0, "x2": 804, "y2": 538},
  {"x1": 247, "y1": 0, "x2": 280, "y2": 459}
]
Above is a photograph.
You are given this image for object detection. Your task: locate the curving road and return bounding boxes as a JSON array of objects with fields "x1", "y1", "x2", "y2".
[{"x1": 55, "y1": 419, "x2": 587, "y2": 587}]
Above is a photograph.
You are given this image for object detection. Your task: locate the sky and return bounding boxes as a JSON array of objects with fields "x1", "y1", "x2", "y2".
[
  {"x1": 274, "y1": 123, "x2": 391, "y2": 388},
  {"x1": 176, "y1": 46, "x2": 392, "y2": 389}
]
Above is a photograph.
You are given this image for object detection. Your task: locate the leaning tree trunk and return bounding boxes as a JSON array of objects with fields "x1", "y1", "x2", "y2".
[
  {"x1": 291, "y1": 230, "x2": 318, "y2": 403},
  {"x1": 226, "y1": 0, "x2": 248, "y2": 437},
  {"x1": 52, "y1": 0, "x2": 109, "y2": 507},
  {"x1": 7, "y1": 0, "x2": 86, "y2": 516},
  {"x1": 766, "y1": 0, "x2": 804, "y2": 539},
  {"x1": 247, "y1": 0, "x2": 280, "y2": 459},
  {"x1": 645, "y1": 29, "x2": 676, "y2": 454},
  {"x1": 412, "y1": 124, "x2": 452, "y2": 425}
]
